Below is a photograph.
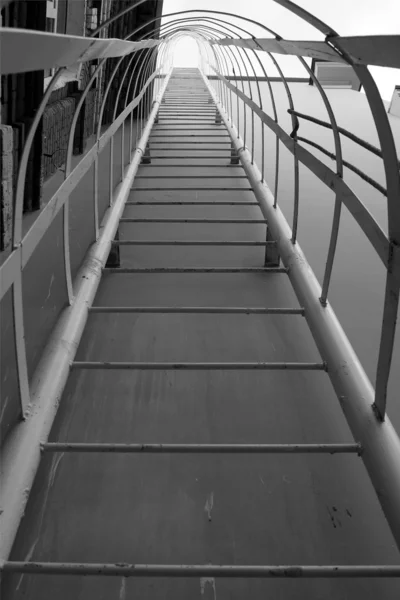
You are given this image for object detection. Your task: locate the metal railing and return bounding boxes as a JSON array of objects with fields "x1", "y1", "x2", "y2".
[{"x1": 0, "y1": 0, "x2": 400, "y2": 581}]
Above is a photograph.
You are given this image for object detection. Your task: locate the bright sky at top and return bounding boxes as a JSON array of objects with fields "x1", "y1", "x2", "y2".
[{"x1": 161, "y1": 0, "x2": 400, "y2": 101}]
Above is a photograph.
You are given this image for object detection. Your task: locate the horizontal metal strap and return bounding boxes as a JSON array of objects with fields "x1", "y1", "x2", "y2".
[
  {"x1": 120, "y1": 218, "x2": 266, "y2": 223},
  {"x1": 113, "y1": 240, "x2": 274, "y2": 246},
  {"x1": 71, "y1": 361, "x2": 326, "y2": 370},
  {"x1": 125, "y1": 201, "x2": 260, "y2": 205},
  {"x1": 212, "y1": 37, "x2": 345, "y2": 62},
  {"x1": 103, "y1": 267, "x2": 286, "y2": 273},
  {"x1": 1, "y1": 562, "x2": 398, "y2": 578},
  {"x1": 89, "y1": 306, "x2": 304, "y2": 314},
  {"x1": 41, "y1": 443, "x2": 360, "y2": 454}
]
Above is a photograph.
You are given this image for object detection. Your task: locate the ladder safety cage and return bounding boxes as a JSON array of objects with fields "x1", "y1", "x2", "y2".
[{"x1": 0, "y1": 0, "x2": 400, "y2": 591}]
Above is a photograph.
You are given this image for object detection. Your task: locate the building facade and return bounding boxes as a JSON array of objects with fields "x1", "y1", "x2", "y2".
[{"x1": 0, "y1": 0, "x2": 163, "y2": 250}]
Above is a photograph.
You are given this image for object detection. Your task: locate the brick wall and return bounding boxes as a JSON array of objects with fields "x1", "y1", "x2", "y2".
[{"x1": 42, "y1": 96, "x2": 77, "y2": 180}]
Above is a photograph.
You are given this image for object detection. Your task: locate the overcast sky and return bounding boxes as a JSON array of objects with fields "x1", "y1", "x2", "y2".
[{"x1": 162, "y1": 0, "x2": 399, "y2": 100}]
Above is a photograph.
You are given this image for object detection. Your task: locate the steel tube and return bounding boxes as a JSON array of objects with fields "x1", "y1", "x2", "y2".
[
  {"x1": 202, "y1": 69, "x2": 400, "y2": 551},
  {"x1": 131, "y1": 188, "x2": 254, "y2": 191},
  {"x1": 114, "y1": 240, "x2": 274, "y2": 246},
  {"x1": 1, "y1": 562, "x2": 399, "y2": 578},
  {"x1": 89, "y1": 307, "x2": 304, "y2": 314},
  {"x1": 104, "y1": 267, "x2": 286, "y2": 273},
  {"x1": 120, "y1": 219, "x2": 265, "y2": 223},
  {"x1": 126, "y1": 201, "x2": 260, "y2": 205},
  {"x1": 41, "y1": 443, "x2": 360, "y2": 454},
  {"x1": 71, "y1": 362, "x2": 326, "y2": 370}
]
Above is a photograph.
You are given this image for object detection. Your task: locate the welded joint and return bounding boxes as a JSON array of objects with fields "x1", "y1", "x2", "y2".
[
  {"x1": 319, "y1": 296, "x2": 328, "y2": 308},
  {"x1": 372, "y1": 402, "x2": 385, "y2": 422}
]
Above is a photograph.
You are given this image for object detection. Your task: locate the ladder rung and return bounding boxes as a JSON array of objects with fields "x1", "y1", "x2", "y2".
[
  {"x1": 138, "y1": 164, "x2": 244, "y2": 167},
  {"x1": 113, "y1": 240, "x2": 275, "y2": 247},
  {"x1": 158, "y1": 111, "x2": 216, "y2": 114},
  {"x1": 71, "y1": 361, "x2": 326, "y2": 371},
  {"x1": 3, "y1": 563, "x2": 396, "y2": 577},
  {"x1": 89, "y1": 307, "x2": 304, "y2": 315},
  {"x1": 152, "y1": 128, "x2": 233, "y2": 131},
  {"x1": 135, "y1": 175, "x2": 246, "y2": 179},
  {"x1": 120, "y1": 219, "x2": 266, "y2": 223},
  {"x1": 125, "y1": 202, "x2": 260, "y2": 206},
  {"x1": 142, "y1": 156, "x2": 238, "y2": 159},
  {"x1": 149, "y1": 142, "x2": 231, "y2": 145},
  {"x1": 131, "y1": 188, "x2": 254, "y2": 192},
  {"x1": 41, "y1": 443, "x2": 361, "y2": 454},
  {"x1": 157, "y1": 119, "x2": 216, "y2": 122},
  {"x1": 150, "y1": 135, "x2": 230, "y2": 138},
  {"x1": 103, "y1": 267, "x2": 287, "y2": 273}
]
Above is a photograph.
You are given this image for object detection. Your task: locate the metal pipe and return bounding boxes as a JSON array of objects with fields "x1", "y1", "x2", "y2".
[
  {"x1": 89, "y1": 307, "x2": 304, "y2": 314},
  {"x1": 120, "y1": 219, "x2": 264, "y2": 223},
  {"x1": 126, "y1": 201, "x2": 260, "y2": 205},
  {"x1": 114, "y1": 240, "x2": 275, "y2": 246},
  {"x1": 40, "y1": 443, "x2": 360, "y2": 454},
  {"x1": 71, "y1": 362, "x2": 326, "y2": 370},
  {"x1": 1, "y1": 562, "x2": 399, "y2": 578}
]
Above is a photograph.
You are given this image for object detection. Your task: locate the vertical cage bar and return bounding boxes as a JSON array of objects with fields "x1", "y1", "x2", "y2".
[{"x1": 12, "y1": 274, "x2": 30, "y2": 416}]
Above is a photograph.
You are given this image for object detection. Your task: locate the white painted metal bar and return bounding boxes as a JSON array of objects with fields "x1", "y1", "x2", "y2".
[
  {"x1": 329, "y1": 35, "x2": 400, "y2": 68},
  {"x1": 135, "y1": 175, "x2": 245, "y2": 178},
  {"x1": 0, "y1": 28, "x2": 161, "y2": 74},
  {"x1": 12, "y1": 276, "x2": 30, "y2": 416},
  {"x1": 41, "y1": 443, "x2": 359, "y2": 454},
  {"x1": 212, "y1": 37, "x2": 345, "y2": 62},
  {"x1": 114, "y1": 240, "x2": 275, "y2": 246},
  {"x1": 104, "y1": 267, "x2": 287, "y2": 273},
  {"x1": 89, "y1": 307, "x2": 304, "y2": 314},
  {"x1": 120, "y1": 218, "x2": 266, "y2": 223},
  {"x1": 2, "y1": 562, "x2": 399, "y2": 577},
  {"x1": 139, "y1": 155, "x2": 238, "y2": 158},
  {"x1": 131, "y1": 188, "x2": 254, "y2": 191},
  {"x1": 148, "y1": 141, "x2": 231, "y2": 144},
  {"x1": 71, "y1": 361, "x2": 326, "y2": 370},
  {"x1": 125, "y1": 201, "x2": 260, "y2": 205},
  {"x1": 137, "y1": 163, "x2": 245, "y2": 166}
]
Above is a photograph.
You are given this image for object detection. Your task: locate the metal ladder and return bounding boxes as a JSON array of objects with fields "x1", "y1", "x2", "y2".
[{"x1": 2, "y1": 68, "x2": 400, "y2": 599}]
